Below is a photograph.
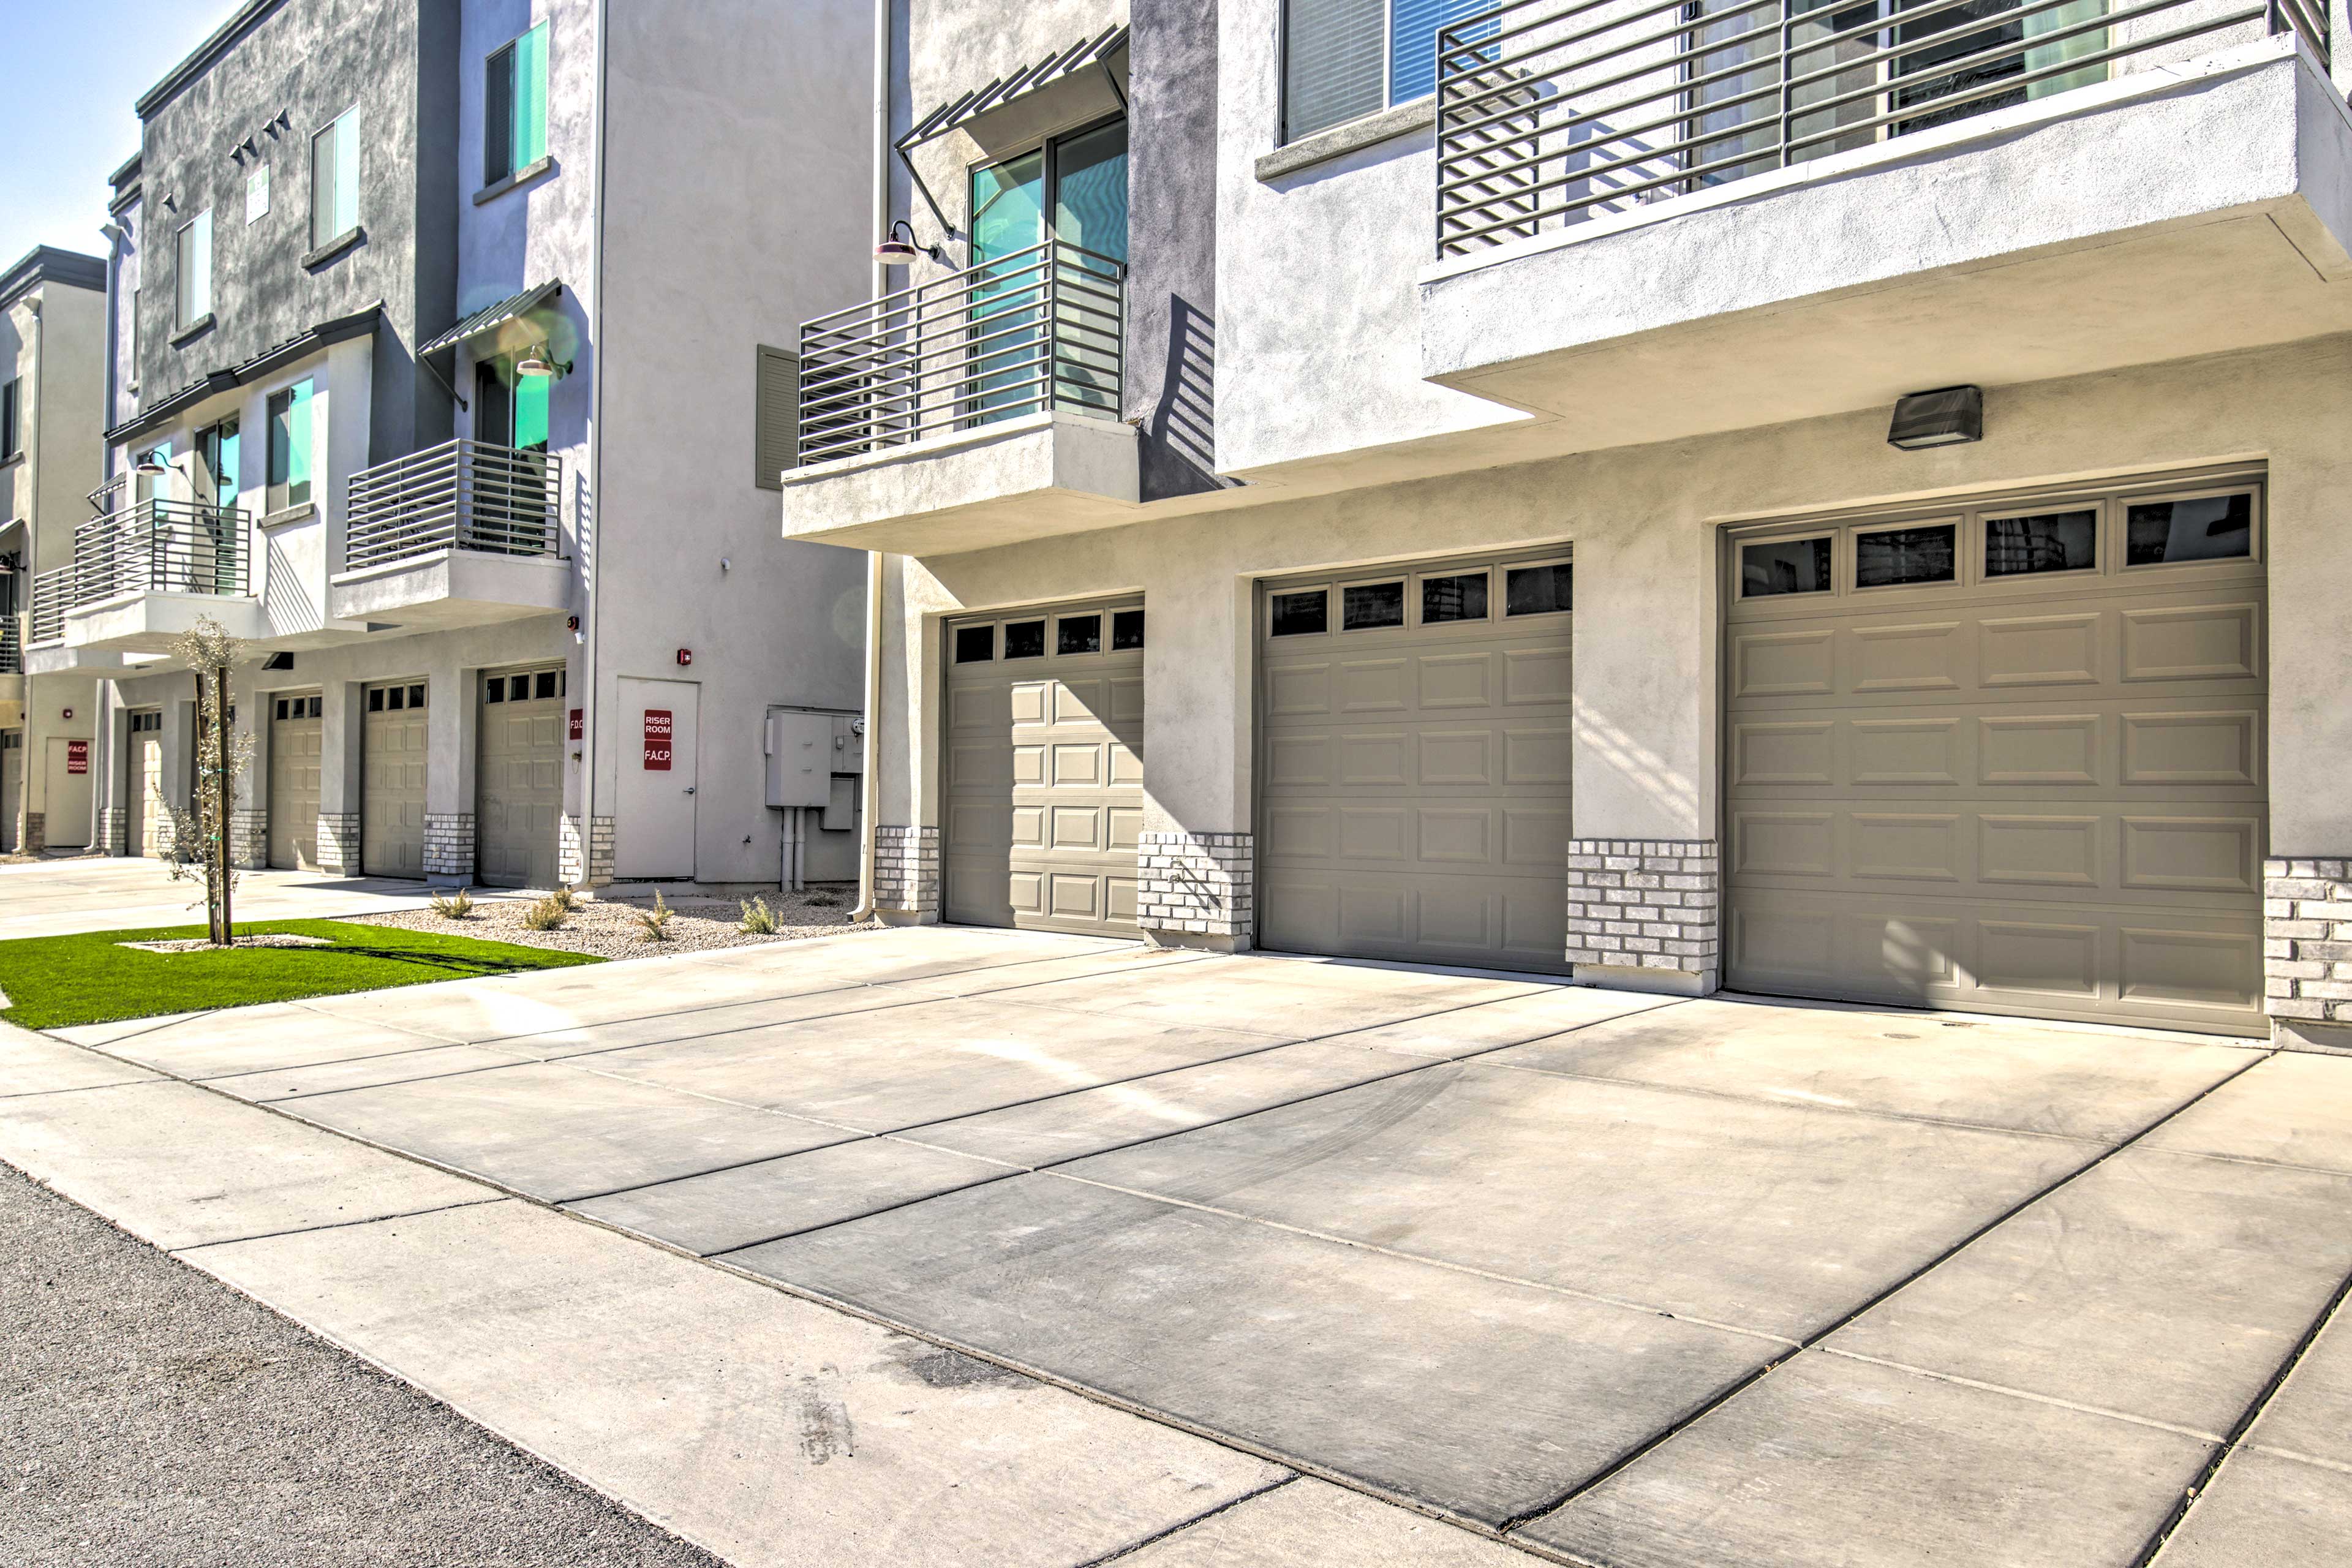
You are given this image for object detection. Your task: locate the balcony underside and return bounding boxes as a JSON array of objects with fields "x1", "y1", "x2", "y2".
[
  {"x1": 1417, "y1": 42, "x2": 2352, "y2": 454},
  {"x1": 780, "y1": 410, "x2": 1141, "y2": 555},
  {"x1": 326, "y1": 548, "x2": 573, "y2": 631},
  {"x1": 63, "y1": 592, "x2": 270, "y2": 654}
]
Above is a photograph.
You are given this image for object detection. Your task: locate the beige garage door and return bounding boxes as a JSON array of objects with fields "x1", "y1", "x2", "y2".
[
  {"x1": 126, "y1": 710, "x2": 164, "y2": 855},
  {"x1": 477, "y1": 666, "x2": 565, "y2": 888},
  {"x1": 943, "y1": 599, "x2": 1144, "y2": 935},
  {"x1": 363, "y1": 681, "x2": 428, "y2": 877},
  {"x1": 1, "y1": 731, "x2": 20, "y2": 851},
  {"x1": 1724, "y1": 472, "x2": 2268, "y2": 1036},
  {"x1": 1257, "y1": 551, "x2": 1576, "y2": 973},
  {"x1": 268, "y1": 692, "x2": 323, "y2": 870}
]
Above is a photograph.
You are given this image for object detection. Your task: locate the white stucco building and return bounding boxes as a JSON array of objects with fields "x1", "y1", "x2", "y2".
[
  {"x1": 1, "y1": 247, "x2": 108, "y2": 855},
  {"x1": 782, "y1": 0, "x2": 2352, "y2": 1046},
  {"x1": 32, "y1": 0, "x2": 872, "y2": 891}
]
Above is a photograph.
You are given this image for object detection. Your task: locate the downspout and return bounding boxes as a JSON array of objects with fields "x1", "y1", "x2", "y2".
[
  {"x1": 579, "y1": 0, "x2": 611, "y2": 889},
  {"x1": 851, "y1": 0, "x2": 891, "y2": 923}
]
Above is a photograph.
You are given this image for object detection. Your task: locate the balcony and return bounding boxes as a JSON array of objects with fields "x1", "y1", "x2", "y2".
[
  {"x1": 328, "y1": 439, "x2": 571, "y2": 630},
  {"x1": 1418, "y1": 0, "x2": 2352, "y2": 447},
  {"x1": 780, "y1": 240, "x2": 1140, "y2": 556},
  {"x1": 32, "y1": 500, "x2": 266, "y2": 655}
]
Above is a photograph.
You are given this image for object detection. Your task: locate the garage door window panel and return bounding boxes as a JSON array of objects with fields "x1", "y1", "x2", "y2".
[
  {"x1": 2124, "y1": 490, "x2": 2257, "y2": 568},
  {"x1": 1505, "y1": 562, "x2": 1573, "y2": 616},
  {"x1": 1058, "y1": 614, "x2": 1102, "y2": 656},
  {"x1": 956, "y1": 625, "x2": 995, "y2": 663},
  {"x1": 1741, "y1": 535, "x2": 1835, "y2": 598},
  {"x1": 1004, "y1": 619, "x2": 1047, "y2": 659},
  {"x1": 1854, "y1": 522, "x2": 1959, "y2": 590},
  {"x1": 1270, "y1": 589, "x2": 1330, "y2": 637},
  {"x1": 1420, "y1": 570, "x2": 1490, "y2": 624},
  {"x1": 1341, "y1": 581, "x2": 1405, "y2": 631},
  {"x1": 1984, "y1": 508, "x2": 2098, "y2": 578}
]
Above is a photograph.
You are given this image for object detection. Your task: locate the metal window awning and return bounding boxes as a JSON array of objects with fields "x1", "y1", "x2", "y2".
[
  {"x1": 897, "y1": 23, "x2": 1128, "y2": 154},
  {"x1": 419, "y1": 280, "x2": 564, "y2": 360}
]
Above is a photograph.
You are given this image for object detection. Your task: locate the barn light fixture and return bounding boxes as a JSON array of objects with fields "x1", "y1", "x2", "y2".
[
  {"x1": 874, "y1": 219, "x2": 943, "y2": 266},
  {"x1": 134, "y1": 452, "x2": 171, "y2": 476},
  {"x1": 516, "y1": 347, "x2": 571, "y2": 379},
  {"x1": 1888, "y1": 385, "x2": 1984, "y2": 450}
]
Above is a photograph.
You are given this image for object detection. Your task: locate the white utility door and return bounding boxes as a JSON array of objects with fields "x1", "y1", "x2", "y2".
[
  {"x1": 616, "y1": 678, "x2": 698, "y2": 879},
  {"x1": 44, "y1": 738, "x2": 94, "y2": 848}
]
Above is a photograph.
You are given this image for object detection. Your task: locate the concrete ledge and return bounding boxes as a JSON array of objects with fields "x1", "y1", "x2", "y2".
[
  {"x1": 327, "y1": 548, "x2": 572, "y2": 631},
  {"x1": 1256, "y1": 100, "x2": 1435, "y2": 183},
  {"x1": 780, "y1": 410, "x2": 1140, "y2": 556}
]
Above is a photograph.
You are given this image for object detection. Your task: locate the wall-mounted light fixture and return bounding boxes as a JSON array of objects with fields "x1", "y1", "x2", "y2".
[
  {"x1": 874, "y1": 219, "x2": 944, "y2": 267},
  {"x1": 134, "y1": 451, "x2": 171, "y2": 477},
  {"x1": 516, "y1": 347, "x2": 572, "y2": 379},
  {"x1": 1888, "y1": 385, "x2": 1984, "y2": 450}
]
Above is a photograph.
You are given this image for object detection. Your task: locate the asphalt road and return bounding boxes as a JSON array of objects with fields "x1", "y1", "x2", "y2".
[{"x1": 0, "y1": 1159, "x2": 727, "y2": 1568}]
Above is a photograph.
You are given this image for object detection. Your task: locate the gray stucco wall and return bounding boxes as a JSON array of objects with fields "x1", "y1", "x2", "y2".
[
  {"x1": 1125, "y1": 0, "x2": 1225, "y2": 501},
  {"x1": 129, "y1": 0, "x2": 458, "y2": 464}
]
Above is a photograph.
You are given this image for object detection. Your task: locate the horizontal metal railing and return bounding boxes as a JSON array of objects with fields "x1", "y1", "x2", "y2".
[
  {"x1": 28, "y1": 569, "x2": 68, "y2": 646},
  {"x1": 70, "y1": 499, "x2": 251, "y2": 606},
  {"x1": 345, "y1": 439, "x2": 564, "y2": 570},
  {"x1": 797, "y1": 239, "x2": 1126, "y2": 466},
  {"x1": 1436, "y1": 0, "x2": 2331, "y2": 255}
]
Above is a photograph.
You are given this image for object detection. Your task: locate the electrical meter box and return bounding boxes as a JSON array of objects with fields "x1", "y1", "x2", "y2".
[{"x1": 764, "y1": 710, "x2": 834, "y2": 808}]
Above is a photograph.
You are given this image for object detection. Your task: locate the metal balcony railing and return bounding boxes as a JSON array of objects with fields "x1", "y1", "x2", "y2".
[
  {"x1": 345, "y1": 439, "x2": 564, "y2": 571},
  {"x1": 28, "y1": 568, "x2": 67, "y2": 647},
  {"x1": 1436, "y1": 0, "x2": 2331, "y2": 256},
  {"x1": 70, "y1": 499, "x2": 251, "y2": 605},
  {"x1": 797, "y1": 239, "x2": 1126, "y2": 466}
]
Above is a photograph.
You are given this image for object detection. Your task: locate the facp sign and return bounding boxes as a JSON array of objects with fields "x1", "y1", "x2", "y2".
[
  {"x1": 568, "y1": 707, "x2": 583, "y2": 741},
  {"x1": 66, "y1": 740, "x2": 90, "y2": 775},
  {"x1": 642, "y1": 709, "x2": 673, "y2": 771}
]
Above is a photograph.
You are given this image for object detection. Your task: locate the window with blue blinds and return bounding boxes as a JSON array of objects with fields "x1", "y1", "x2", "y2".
[
  {"x1": 1285, "y1": 0, "x2": 1499, "y2": 142},
  {"x1": 486, "y1": 22, "x2": 549, "y2": 186}
]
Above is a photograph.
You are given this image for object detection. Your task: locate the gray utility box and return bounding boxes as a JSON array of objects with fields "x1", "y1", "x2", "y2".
[{"x1": 765, "y1": 709, "x2": 864, "y2": 810}]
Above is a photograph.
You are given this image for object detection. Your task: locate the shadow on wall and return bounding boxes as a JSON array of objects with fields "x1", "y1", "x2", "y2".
[
  {"x1": 263, "y1": 536, "x2": 323, "y2": 636},
  {"x1": 1141, "y1": 295, "x2": 1230, "y2": 502},
  {"x1": 571, "y1": 467, "x2": 594, "y2": 595}
]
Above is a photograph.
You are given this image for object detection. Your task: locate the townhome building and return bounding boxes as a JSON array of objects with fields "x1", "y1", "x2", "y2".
[
  {"x1": 782, "y1": 0, "x2": 2352, "y2": 1047},
  {"x1": 29, "y1": 0, "x2": 871, "y2": 889},
  {"x1": 1, "y1": 247, "x2": 108, "y2": 855}
]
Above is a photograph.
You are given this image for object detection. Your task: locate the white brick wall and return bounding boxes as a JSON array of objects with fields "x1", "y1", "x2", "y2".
[
  {"x1": 99, "y1": 806, "x2": 128, "y2": 857},
  {"x1": 19, "y1": 812, "x2": 42, "y2": 854},
  {"x1": 560, "y1": 815, "x2": 614, "y2": 888},
  {"x1": 1137, "y1": 831, "x2": 1253, "y2": 940},
  {"x1": 2265, "y1": 858, "x2": 2352, "y2": 1029},
  {"x1": 1565, "y1": 837, "x2": 1721, "y2": 987},
  {"x1": 875, "y1": 824, "x2": 940, "y2": 914},
  {"x1": 317, "y1": 812, "x2": 361, "y2": 874},
  {"x1": 228, "y1": 808, "x2": 268, "y2": 869},
  {"x1": 424, "y1": 813, "x2": 475, "y2": 881}
]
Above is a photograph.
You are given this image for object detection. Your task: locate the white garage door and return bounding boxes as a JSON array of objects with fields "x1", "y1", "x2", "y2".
[
  {"x1": 267, "y1": 692, "x2": 323, "y2": 871},
  {"x1": 1724, "y1": 471, "x2": 2268, "y2": 1036},
  {"x1": 2, "y1": 731, "x2": 24, "y2": 851},
  {"x1": 1257, "y1": 551, "x2": 1576, "y2": 973},
  {"x1": 943, "y1": 598, "x2": 1144, "y2": 936},
  {"x1": 363, "y1": 681, "x2": 428, "y2": 877},
  {"x1": 477, "y1": 666, "x2": 565, "y2": 889}
]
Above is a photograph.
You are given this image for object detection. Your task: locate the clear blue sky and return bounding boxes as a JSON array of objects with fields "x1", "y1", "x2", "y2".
[{"x1": 1, "y1": 1, "x2": 232, "y2": 268}]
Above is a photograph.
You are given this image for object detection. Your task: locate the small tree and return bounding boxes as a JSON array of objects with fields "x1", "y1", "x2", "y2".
[{"x1": 161, "y1": 617, "x2": 254, "y2": 946}]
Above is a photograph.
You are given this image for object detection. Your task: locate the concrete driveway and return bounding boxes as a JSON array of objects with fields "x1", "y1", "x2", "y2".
[
  {"x1": 0, "y1": 856, "x2": 471, "y2": 941},
  {"x1": 21, "y1": 925, "x2": 2352, "y2": 1566}
]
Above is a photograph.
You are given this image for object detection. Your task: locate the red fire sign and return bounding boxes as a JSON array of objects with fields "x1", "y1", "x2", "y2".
[
  {"x1": 568, "y1": 707, "x2": 583, "y2": 741},
  {"x1": 643, "y1": 709, "x2": 673, "y2": 771},
  {"x1": 66, "y1": 740, "x2": 90, "y2": 775}
]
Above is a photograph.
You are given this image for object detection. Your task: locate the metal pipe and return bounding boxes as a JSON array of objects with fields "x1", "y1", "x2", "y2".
[{"x1": 851, "y1": 0, "x2": 891, "y2": 925}]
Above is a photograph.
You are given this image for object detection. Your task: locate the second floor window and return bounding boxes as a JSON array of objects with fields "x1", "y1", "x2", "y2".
[
  {"x1": 485, "y1": 23, "x2": 549, "y2": 186},
  {"x1": 198, "y1": 417, "x2": 241, "y2": 511},
  {"x1": 311, "y1": 109, "x2": 361, "y2": 248},
  {"x1": 0, "y1": 377, "x2": 19, "y2": 461},
  {"x1": 1284, "y1": 0, "x2": 1491, "y2": 141},
  {"x1": 175, "y1": 209, "x2": 213, "y2": 326},
  {"x1": 266, "y1": 379, "x2": 314, "y2": 513}
]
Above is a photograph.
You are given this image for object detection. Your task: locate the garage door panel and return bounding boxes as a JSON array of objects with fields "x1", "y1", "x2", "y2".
[
  {"x1": 1418, "y1": 730, "x2": 1493, "y2": 786},
  {"x1": 1267, "y1": 734, "x2": 1330, "y2": 788},
  {"x1": 1416, "y1": 654, "x2": 1492, "y2": 710},
  {"x1": 1337, "y1": 806, "x2": 1409, "y2": 862},
  {"x1": 1502, "y1": 647, "x2": 1574, "y2": 706},
  {"x1": 2122, "y1": 710, "x2": 2261, "y2": 786},
  {"x1": 268, "y1": 700, "x2": 323, "y2": 872},
  {"x1": 1418, "y1": 807, "x2": 1493, "y2": 865},
  {"x1": 1339, "y1": 659, "x2": 1412, "y2": 713},
  {"x1": 1337, "y1": 732, "x2": 1409, "y2": 785},
  {"x1": 1728, "y1": 480, "x2": 2266, "y2": 1035},
  {"x1": 1267, "y1": 663, "x2": 1332, "y2": 717},
  {"x1": 476, "y1": 671, "x2": 564, "y2": 889},
  {"x1": 1502, "y1": 725, "x2": 1573, "y2": 785},
  {"x1": 2120, "y1": 601, "x2": 2261, "y2": 682},
  {"x1": 945, "y1": 597, "x2": 1144, "y2": 937},
  {"x1": 1981, "y1": 612, "x2": 2101, "y2": 687},
  {"x1": 1503, "y1": 806, "x2": 1570, "y2": 869}
]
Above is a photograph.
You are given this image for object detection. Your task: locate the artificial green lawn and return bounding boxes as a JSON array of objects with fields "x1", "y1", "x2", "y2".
[{"x1": 0, "y1": 919, "x2": 601, "y2": 1031}]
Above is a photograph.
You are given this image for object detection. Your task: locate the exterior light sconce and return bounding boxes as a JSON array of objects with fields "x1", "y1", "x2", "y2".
[
  {"x1": 134, "y1": 452, "x2": 171, "y2": 477},
  {"x1": 516, "y1": 348, "x2": 571, "y2": 379},
  {"x1": 874, "y1": 219, "x2": 944, "y2": 266},
  {"x1": 1888, "y1": 385, "x2": 1984, "y2": 450}
]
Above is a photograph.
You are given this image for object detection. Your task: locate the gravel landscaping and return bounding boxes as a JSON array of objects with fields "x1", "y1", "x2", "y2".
[{"x1": 344, "y1": 888, "x2": 880, "y2": 959}]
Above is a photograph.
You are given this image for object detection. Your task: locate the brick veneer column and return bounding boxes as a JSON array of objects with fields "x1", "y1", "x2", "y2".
[
  {"x1": 99, "y1": 806, "x2": 128, "y2": 856},
  {"x1": 423, "y1": 812, "x2": 475, "y2": 883},
  {"x1": 227, "y1": 807, "x2": 268, "y2": 869},
  {"x1": 560, "y1": 815, "x2": 614, "y2": 888},
  {"x1": 2265, "y1": 858, "x2": 2352, "y2": 1050},
  {"x1": 1564, "y1": 837, "x2": 1721, "y2": 992},
  {"x1": 315, "y1": 812, "x2": 362, "y2": 874},
  {"x1": 20, "y1": 813, "x2": 43, "y2": 854},
  {"x1": 1137, "y1": 831, "x2": 1254, "y2": 949},
  {"x1": 875, "y1": 825, "x2": 940, "y2": 918}
]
